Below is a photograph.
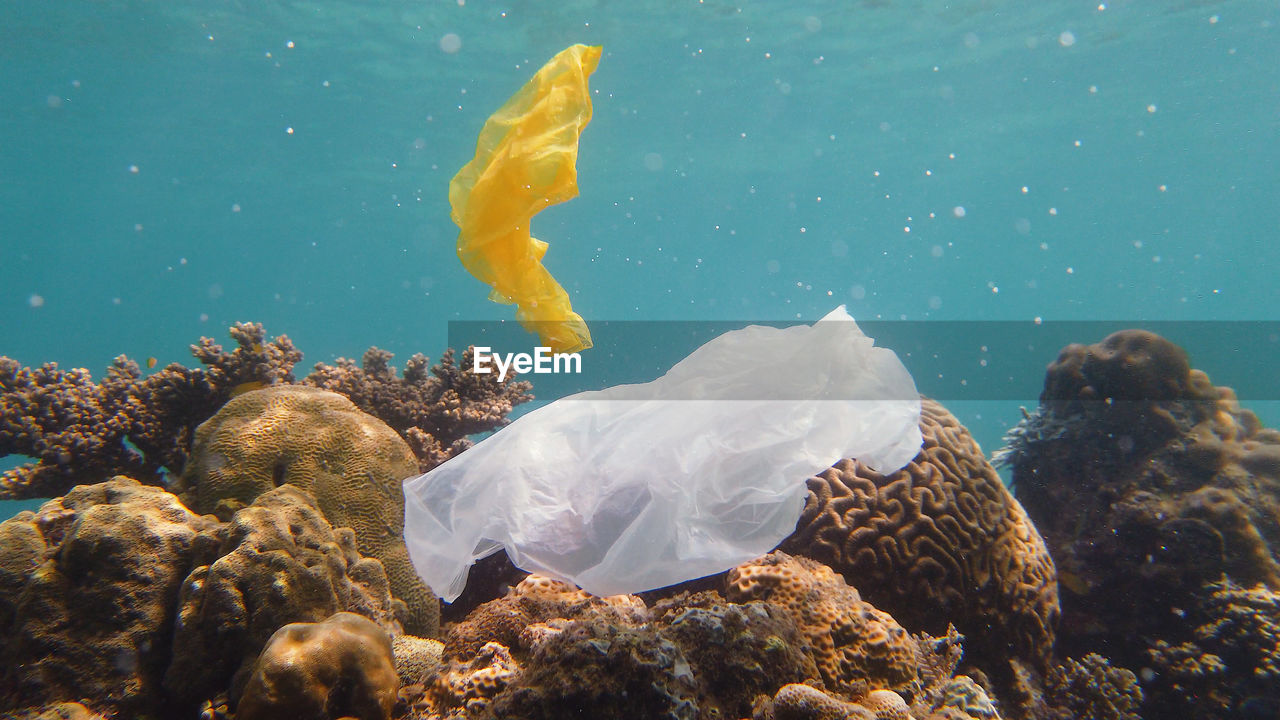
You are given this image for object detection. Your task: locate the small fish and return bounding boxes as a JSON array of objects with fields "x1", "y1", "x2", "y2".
[
  {"x1": 230, "y1": 380, "x2": 267, "y2": 397},
  {"x1": 146, "y1": 357, "x2": 157, "y2": 369}
]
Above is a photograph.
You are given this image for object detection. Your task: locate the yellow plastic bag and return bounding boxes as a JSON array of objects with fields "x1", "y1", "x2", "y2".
[{"x1": 449, "y1": 44, "x2": 601, "y2": 353}]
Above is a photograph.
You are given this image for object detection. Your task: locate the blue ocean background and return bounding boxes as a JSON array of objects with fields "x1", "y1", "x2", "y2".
[{"x1": 3, "y1": 1, "x2": 1278, "y2": 516}]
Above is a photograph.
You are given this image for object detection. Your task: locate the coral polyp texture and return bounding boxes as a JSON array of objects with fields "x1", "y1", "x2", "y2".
[
  {"x1": 0, "y1": 322, "x2": 531, "y2": 500},
  {"x1": 302, "y1": 346, "x2": 531, "y2": 472},
  {"x1": 780, "y1": 398, "x2": 1059, "y2": 673},
  {"x1": 172, "y1": 384, "x2": 438, "y2": 636},
  {"x1": 725, "y1": 552, "x2": 919, "y2": 694},
  {"x1": 235, "y1": 612, "x2": 399, "y2": 720},
  {"x1": 0, "y1": 478, "x2": 406, "y2": 719},
  {"x1": 1000, "y1": 331, "x2": 1280, "y2": 661}
]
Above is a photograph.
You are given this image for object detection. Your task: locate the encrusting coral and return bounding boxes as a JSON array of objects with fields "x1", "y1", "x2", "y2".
[
  {"x1": 171, "y1": 384, "x2": 438, "y2": 635},
  {"x1": 409, "y1": 557, "x2": 965, "y2": 720},
  {"x1": 780, "y1": 398, "x2": 1060, "y2": 673},
  {"x1": 726, "y1": 552, "x2": 919, "y2": 694},
  {"x1": 0, "y1": 322, "x2": 531, "y2": 500},
  {"x1": 235, "y1": 612, "x2": 399, "y2": 720},
  {"x1": 1042, "y1": 653, "x2": 1143, "y2": 720},
  {"x1": 1144, "y1": 578, "x2": 1280, "y2": 719}
]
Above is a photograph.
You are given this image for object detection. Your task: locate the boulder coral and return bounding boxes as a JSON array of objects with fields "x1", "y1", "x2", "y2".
[
  {"x1": 780, "y1": 398, "x2": 1059, "y2": 671},
  {"x1": 173, "y1": 384, "x2": 438, "y2": 636},
  {"x1": 0, "y1": 477, "x2": 219, "y2": 717},
  {"x1": 163, "y1": 484, "x2": 403, "y2": 710},
  {"x1": 999, "y1": 329, "x2": 1280, "y2": 669},
  {"x1": 235, "y1": 611, "x2": 399, "y2": 720}
]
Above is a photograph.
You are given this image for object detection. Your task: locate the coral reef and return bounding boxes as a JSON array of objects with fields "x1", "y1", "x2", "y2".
[
  {"x1": 392, "y1": 634, "x2": 444, "y2": 687},
  {"x1": 0, "y1": 323, "x2": 300, "y2": 499},
  {"x1": 235, "y1": 611, "x2": 399, "y2": 720},
  {"x1": 1, "y1": 323, "x2": 531, "y2": 500},
  {"x1": 726, "y1": 552, "x2": 919, "y2": 694},
  {"x1": 411, "y1": 557, "x2": 950, "y2": 720},
  {"x1": 1042, "y1": 653, "x2": 1143, "y2": 720},
  {"x1": 780, "y1": 398, "x2": 1059, "y2": 672},
  {"x1": 303, "y1": 346, "x2": 532, "y2": 472},
  {"x1": 0, "y1": 477, "x2": 219, "y2": 717},
  {"x1": 999, "y1": 329, "x2": 1280, "y2": 672},
  {"x1": 1145, "y1": 578, "x2": 1280, "y2": 719},
  {"x1": 164, "y1": 484, "x2": 403, "y2": 710},
  {"x1": 172, "y1": 384, "x2": 438, "y2": 635}
]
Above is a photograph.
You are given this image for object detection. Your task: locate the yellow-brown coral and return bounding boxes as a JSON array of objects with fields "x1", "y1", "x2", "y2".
[
  {"x1": 781, "y1": 398, "x2": 1059, "y2": 670},
  {"x1": 727, "y1": 552, "x2": 918, "y2": 693},
  {"x1": 235, "y1": 612, "x2": 398, "y2": 720},
  {"x1": 175, "y1": 385, "x2": 437, "y2": 635}
]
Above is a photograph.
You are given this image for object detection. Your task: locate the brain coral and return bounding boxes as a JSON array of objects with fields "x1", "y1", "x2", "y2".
[
  {"x1": 1000, "y1": 329, "x2": 1280, "y2": 672},
  {"x1": 726, "y1": 551, "x2": 918, "y2": 693},
  {"x1": 174, "y1": 384, "x2": 437, "y2": 635},
  {"x1": 235, "y1": 612, "x2": 398, "y2": 720},
  {"x1": 779, "y1": 398, "x2": 1059, "y2": 671}
]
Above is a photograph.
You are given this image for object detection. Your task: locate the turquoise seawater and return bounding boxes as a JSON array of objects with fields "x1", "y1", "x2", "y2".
[{"x1": 2, "y1": 1, "x2": 1278, "y2": 515}]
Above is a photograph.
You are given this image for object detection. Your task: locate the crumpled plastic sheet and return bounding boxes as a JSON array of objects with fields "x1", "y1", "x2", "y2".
[{"x1": 403, "y1": 306, "x2": 922, "y2": 601}]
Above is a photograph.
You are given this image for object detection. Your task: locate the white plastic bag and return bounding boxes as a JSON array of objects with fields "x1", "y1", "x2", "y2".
[{"x1": 403, "y1": 306, "x2": 921, "y2": 601}]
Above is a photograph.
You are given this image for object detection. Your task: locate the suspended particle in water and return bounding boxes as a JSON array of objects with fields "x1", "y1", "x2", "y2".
[
  {"x1": 28, "y1": 294, "x2": 44, "y2": 308},
  {"x1": 952, "y1": 206, "x2": 966, "y2": 218},
  {"x1": 440, "y1": 33, "x2": 462, "y2": 54}
]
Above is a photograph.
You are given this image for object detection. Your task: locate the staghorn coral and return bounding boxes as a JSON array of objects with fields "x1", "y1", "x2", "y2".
[
  {"x1": 0, "y1": 323, "x2": 301, "y2": 499},
  {"x1": 172, "y1": 384, "x2": 438, "y2": 636},
  {"x1": 302, "y1": 346, "x2": 532, "y2": 471},
  {"x1": 0, "y1": 477, "x2": 221, "y2": 718},
  {"x1": 780, "y1": 398, "x2": 1059, "y2": 673},
  {"x1": 726, "y1": 552, "x2": 919, "y2": 694},
  {"x1": 163, "y1": 484, "x2": 403, "y2": 712},
  {"x1": 235, "y1": 612, "x2": 398, "y2": 720},
  {"x1": 999, "y1": 329, "x2": 1280, "y2": 675}
]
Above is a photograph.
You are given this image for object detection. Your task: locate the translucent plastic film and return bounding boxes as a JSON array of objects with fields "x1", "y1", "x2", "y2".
[
  {"x1": 403, "y1": 306, "x2": 922, "y2": 601},
  {"x1": 449, "y1": 44, "x2": 601, "y2": 353}
]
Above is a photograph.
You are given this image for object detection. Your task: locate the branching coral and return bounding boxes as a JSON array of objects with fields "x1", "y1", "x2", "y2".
[
  {"x1": 301, "y1": 346, "x2": 532, "y2": 471},
  {"x1": 1, "y1": 323, "x2": 532, "y2": 499},
  {"x1": 0, "y1": 323, "x2": 300, "y2": 499}
]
